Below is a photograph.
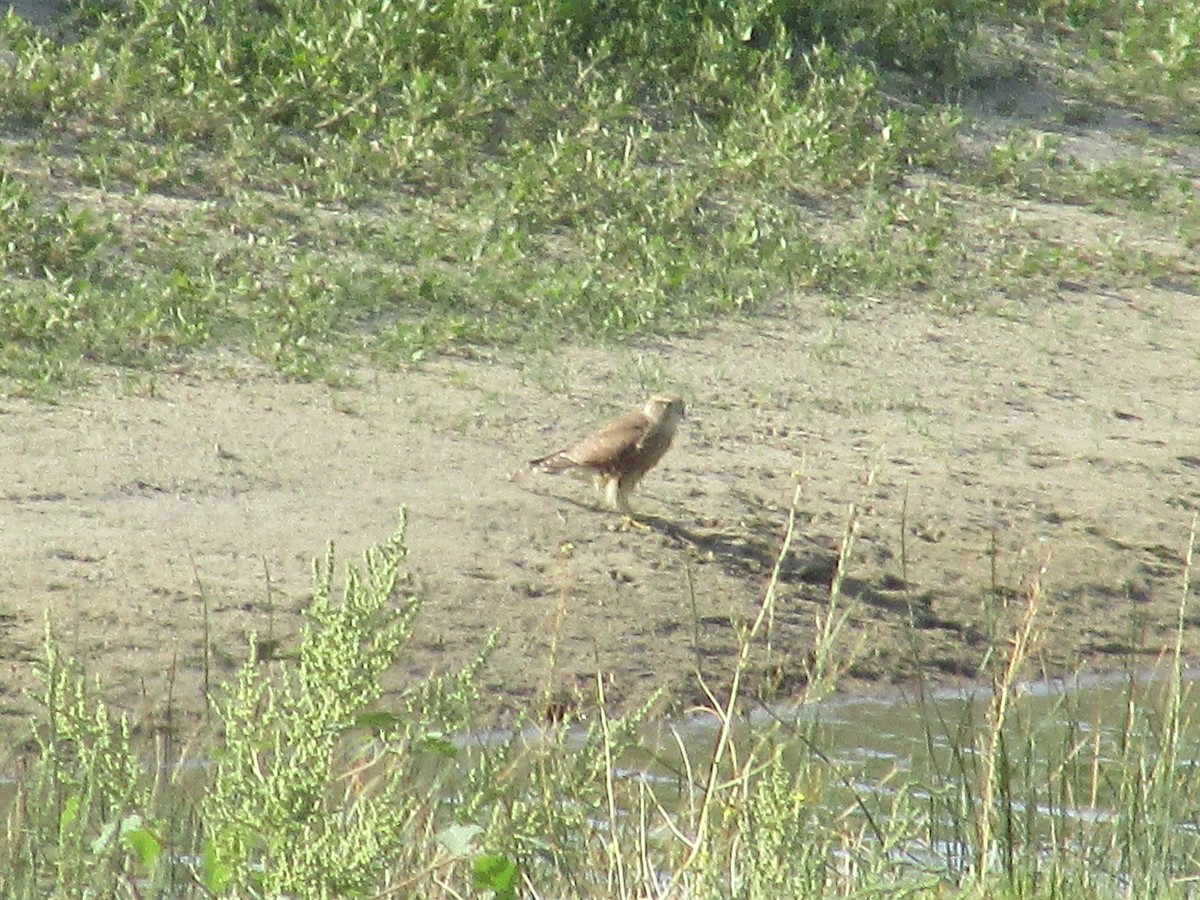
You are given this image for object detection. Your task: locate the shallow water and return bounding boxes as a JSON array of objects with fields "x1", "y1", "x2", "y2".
[
  {"x1": 650, "y1": 666, "x2": 1199, "y2": 771},
  {"x1": 607, "y1": 665, "x2": 1200, "y2": 882}
]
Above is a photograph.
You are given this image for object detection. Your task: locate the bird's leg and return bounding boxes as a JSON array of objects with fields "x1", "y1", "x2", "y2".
[
  {"x1": 612, "y1": 479, "x2": 651, "y2": 531},
  {"x1": 615, "y1": 482, "x2": 633, "y2": 516},
  {"x1": 602, "y1": 475, "x2": 623, "y2": 512}
]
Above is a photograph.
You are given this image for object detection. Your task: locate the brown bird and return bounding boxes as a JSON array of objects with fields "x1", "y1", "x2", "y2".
[{"x1": 528, "y1": 394, "x2": 686, "y2": 515}]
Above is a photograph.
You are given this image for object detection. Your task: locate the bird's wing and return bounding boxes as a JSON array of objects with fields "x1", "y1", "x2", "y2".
[{"x1": 559, "y1": 409, "x2": 653, "y2": 470}]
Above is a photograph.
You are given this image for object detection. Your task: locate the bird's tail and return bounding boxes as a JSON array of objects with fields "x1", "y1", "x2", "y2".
[{"x1": 527, "y1": 450, "x2": 575, "y2": 473}]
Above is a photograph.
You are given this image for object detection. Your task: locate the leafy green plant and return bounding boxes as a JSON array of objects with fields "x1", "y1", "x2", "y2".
[
  {"x1": 2, "y1": 508, "x2": 1200, "y2": 897},
  {"x1": 777, "y1": 0, "x2": 985, "y2": 78},
  {"x1": 201, "y1": 511, "x2": 490, "y2": 896},
  {"x1": 0, "y1": 621, "x2": 160, "y2": 897}
]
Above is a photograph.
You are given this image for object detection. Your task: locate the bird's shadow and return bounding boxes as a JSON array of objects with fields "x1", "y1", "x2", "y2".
[
  {"x1": 643, "y1": 513, "x2": 842, "y2": 588},
  {"x1": 526, "y1": 485, "x2": 883, "y2": 601}
]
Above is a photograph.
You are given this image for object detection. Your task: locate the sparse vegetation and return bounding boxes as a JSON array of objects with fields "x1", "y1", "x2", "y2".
[{"x1": 1, "y1": 0, "x2": 1197, "y2": 388}]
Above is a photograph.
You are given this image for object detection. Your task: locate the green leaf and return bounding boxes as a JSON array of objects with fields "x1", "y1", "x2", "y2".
[
  {"x1": 59, "y1": 794, "x2": 80, "y2": 831},
  {"x1": 201, "y1": 839, "x2": 234, "y2": 894},
  {"x1": 472, "y1": 853, "x2": 518, "y2": 900},
  {"x1": 122, "y1": 817, "x2": 161, "y2": 871},
  {"x1": 353, "y1": 710, "x2": 403, "y2": 730},
  {"x1": 416, "y1": 731, "x2": 458, "y2": 757}
]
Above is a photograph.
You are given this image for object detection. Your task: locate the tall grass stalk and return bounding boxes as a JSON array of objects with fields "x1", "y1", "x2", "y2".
[
  {"x1": 809, "y1": 454, "x2": 879, "y2": 691},
  {"x1": 661, "y1": 475, "x2": 808, "y2": 893},
  {"x1": 975, "y1": 556, "x2": 1045, "y2": 878}
]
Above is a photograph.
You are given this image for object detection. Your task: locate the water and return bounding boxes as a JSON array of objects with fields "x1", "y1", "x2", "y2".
[
  {"x1": 643, "y1": 666, "x2": 1198, "y2": 779},
  {"x1": 602, "y1": 666, "x2": 1200, "y2": 884}
]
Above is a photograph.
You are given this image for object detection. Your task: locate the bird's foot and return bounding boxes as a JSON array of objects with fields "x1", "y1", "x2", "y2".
[{"x1": 611, "y1": 514, "x2": 651, "y2": 532}]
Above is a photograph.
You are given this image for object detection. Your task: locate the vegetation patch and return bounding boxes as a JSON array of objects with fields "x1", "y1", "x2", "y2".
[{"x1": 1, "y1": 0, "x2": 1196, "y2": 388}]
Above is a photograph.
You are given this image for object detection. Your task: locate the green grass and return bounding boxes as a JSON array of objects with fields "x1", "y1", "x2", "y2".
[
  {"x1": 1, "y1": 508, "x2": 1197, "y2": 898},
  {"x1": 1, "y1": 0, "x2": 1198, "y2": 389}
]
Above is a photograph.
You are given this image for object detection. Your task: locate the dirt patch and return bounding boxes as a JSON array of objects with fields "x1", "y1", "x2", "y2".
[{"x1": 3, "y1": 260, "x2": 1199, "y2": 738}]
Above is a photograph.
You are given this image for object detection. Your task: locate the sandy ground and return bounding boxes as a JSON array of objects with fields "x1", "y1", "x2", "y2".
[{"x1": 2, "y1": 249, "x2": 1199, "y2": 738}]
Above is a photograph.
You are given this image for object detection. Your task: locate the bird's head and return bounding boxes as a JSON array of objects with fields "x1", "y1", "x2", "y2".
[{"x1": 645, "y1": 394, "x2": 686, "y2": 424}]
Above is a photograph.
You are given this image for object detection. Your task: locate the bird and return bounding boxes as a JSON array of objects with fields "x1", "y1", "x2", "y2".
[{"x1": 528, "y1": 394, "x2": 686, "y2": 516}]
